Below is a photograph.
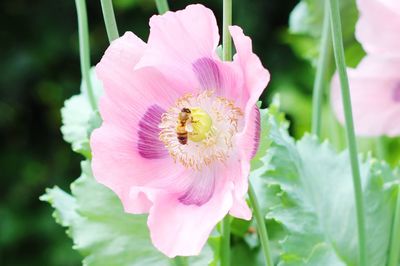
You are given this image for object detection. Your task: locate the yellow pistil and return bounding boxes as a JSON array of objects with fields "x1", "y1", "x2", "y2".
[{"x1": 188, "y1": 107, "x2": 212, "y2": 142}]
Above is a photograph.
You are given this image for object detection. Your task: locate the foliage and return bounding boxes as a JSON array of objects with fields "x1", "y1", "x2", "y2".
[
  {"x1": 41, "y1": 161, "x2": 213, "y2": 266},
  {"x1": 60, "y1": 68, "x2": 102, "y2": 158},
  {"x1": 251, "y1": 101, "x2": 399, "y2": 265},
  {"x1": 287, "y1": 0, "x2": 365, "y2": 67}
]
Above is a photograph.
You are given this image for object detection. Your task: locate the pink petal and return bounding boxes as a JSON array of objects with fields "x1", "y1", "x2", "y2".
[
  {"x1": 147, "y1": 176, "x2": 234, "y2": 257},
  {"x1": 137, "y1": 105, "x2": 168, "y2": 159},
  {"x1": 96, "y1": 31, "x2": 194, "y2": 114},
  {"x1": 139, "y1": 4, "x2": 219, "y2": 69},
  {"x1": 394, "y1": 84, "x2": 400, "y2": 101},
  {"x1": 331, "y1": 55, "x2": 400, "y2": 136},
  {"x1": 226, "y1": 26, "x2": 268, "y2": 220},
  {"x1": 356, "y1": 0, "x2": 400, "y2": 55},
  {"x1": 127, "y1": 186, "x2": 161, "y2": 214},
  {"x1": 91, "y1": 122, "x2": 188, "y2": 214},
  {"x1": 192, "y1": 57, "x2": 245, "y2": 106},
  {"x1": 227, "y1": 160, "x2": 252, "y2": 220},
  {"x1": 241, "y1": 107, "x2": 261, "y2": 159},
  {"x1": 97, "y1": 40, "x2": 195, "y2": 146},
  {"x1": 179, "y1": 167, "x2": 216, "y2": 206},
  {"x1": 103, "y1": 31, "x2": 146, "y2": 69},
  {"x1": 95, "y1": 66, "x2": 184, "y2": 161},
  {"x1": 377, "y1": 0, "x2": 400, "y2": 15},
  {"x1": 229, "y1": 26, "x2": 270, "y2": 109},
  {"x1": 229, "y1": 25, "x2": 268, "y2": 160},
  {"x1": 377, "y1": 0, "x2": 400, "y2": 14},
  {"x1": 135, "y1": 4, "x2": 220, "y2": 88},
  {"x1": 228, "y1": 108, "x2": 260, "y2": 221},
  {"x1": 229, "y1": 194, "x2": 252, "y2": 221},
  {"x1": 229, "y1": 108, "x2": 260, "y2": 220},
  {"x1": 253, "y1": 108, "x2": 262, "y2": 156},
  {"x1": 192, "y1": 57, "x2": 222, "y2": 91}
]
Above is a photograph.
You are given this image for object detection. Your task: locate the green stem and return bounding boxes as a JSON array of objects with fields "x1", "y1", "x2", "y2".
[
  {"x1": 388, "y1": 185, "x2": 400, "y2": 266},
  {"x1": 328, "y1": 106, "x2": 344, "y2": 150},
  {"x1": 75, "y1": 0, "x2": 97, "y2": 110},
  {"x1": 155, "y1": 0, "x2": 169, "y2": 14},
  {"x1": 222, "y1": 0, "x2": 232, "y2": 61},
  {"x1": 248, "y1": 182, "x2": 274, "y2": 266},
  {"x1": 173, "y1": 256, "x2": 188, "y2": 266},
  {"x1": 374, "y1": 136, "x2": 386, "y2": 160},
  {"x1": 100, "y1": 0, "x2": 119, "y2": 42},
  {"x1": 311, "y1": 1, "x2": 331, "y2": 137},
  {"x1": 220, "y1": 216, "x2": 231, "y2": 266},
  {"x1": 328, "y1": 0, "x2": 367, "y2": 265},
  {"x1": 220, "y1": 1, "x2": 232, "y2": 266}
]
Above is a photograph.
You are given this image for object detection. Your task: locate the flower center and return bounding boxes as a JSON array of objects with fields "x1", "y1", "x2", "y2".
[
  {"x1": 186, "y1": 107, "x2": 213, "y2": 142},
  {"x1": 159, "y1": 90, "x2": 243, "y2": 170}
]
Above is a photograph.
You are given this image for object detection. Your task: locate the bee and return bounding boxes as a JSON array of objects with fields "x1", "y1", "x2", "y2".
[{"x1": 176, "y1": 108, "x2": 193, "y2": 145}]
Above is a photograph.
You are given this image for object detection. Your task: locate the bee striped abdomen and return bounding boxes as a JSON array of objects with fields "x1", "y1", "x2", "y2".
[
  {"x1": 176, "y1": 108, "x2": 192, "y2": 145},
  {"x1": 177, "y1": 132, "x2": 188, "y2": 144}
]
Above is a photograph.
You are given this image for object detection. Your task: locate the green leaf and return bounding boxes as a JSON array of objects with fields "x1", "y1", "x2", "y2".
[
  {"x1": 207, "y1": 235, "x2": 220, "y2": 266},
  {"x1": 60, "y1": 68, "x2": 103, "y2": 158},
  {"x1": 231, "y1": 240, "x2": 263, "y2": 266},
  {"x1": 230, "y1": 218, "x2": 252, "y2": 237},
  {"x1": 41, "y1": 161, "x2": 212, "y2": 266},
  {"x1": 287, "y1": 0, "x2": 365, "y2": 67},
  {"x1": 251, "y1": 105, "x2": 399, "y2": 265},
  {"x1": 250, "y1": 99, "x2": 291, "y2": 264}
]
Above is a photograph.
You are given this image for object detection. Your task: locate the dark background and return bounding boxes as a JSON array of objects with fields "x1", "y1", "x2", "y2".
[{"x1": 0, "y1": 0, "x2": 311, "y2": 265}]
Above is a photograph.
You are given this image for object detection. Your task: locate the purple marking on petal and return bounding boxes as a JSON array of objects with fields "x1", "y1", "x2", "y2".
[
  {"x1": 193, "y1": 57, "x2": 222, "y2": 90},
  {"x1": 393, "y1": 83, "x2": 400, "y2": 102},
  {"x1": 179, "y1": 173, "x2": 215, "y2": 206},
  {"x1": 137, "y1": 105, "x2": 169, "y2": 159},
  {"x1": 251, "y1": 107, "x2": 261, "y2": 158}
]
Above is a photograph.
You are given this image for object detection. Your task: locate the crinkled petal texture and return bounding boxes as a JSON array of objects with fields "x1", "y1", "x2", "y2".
[
  {"x1": 331, "y1": 55, "x2": 400, "y2": 137},
  {"x1": 356, "y1": 0, "x2": 400, "y2": 55},
  {"x1": 91, "y1": 4, "x2": 269, "y2": 257}
]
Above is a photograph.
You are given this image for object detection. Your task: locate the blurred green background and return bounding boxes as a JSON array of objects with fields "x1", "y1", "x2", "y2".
[{"x1": 0, "y1": 0, "x2": 359, "y2": 265}]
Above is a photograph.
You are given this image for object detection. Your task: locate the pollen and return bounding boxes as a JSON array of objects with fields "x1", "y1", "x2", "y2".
[
  {"x1": 187, "y1": 107, "x2": 212, "y2": 142},
  {"x1": 159, "y1": 90, "x2": 243, "y2": 170}
]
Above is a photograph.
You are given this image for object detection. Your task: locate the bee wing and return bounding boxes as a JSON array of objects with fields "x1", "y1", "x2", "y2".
[{"x1": 185, "y1": 121, "x2": 194, "y2": 132}]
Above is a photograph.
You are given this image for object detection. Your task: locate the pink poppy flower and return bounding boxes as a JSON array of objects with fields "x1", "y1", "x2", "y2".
[
  {"x1": 90, "y1": 4, "x2": 269, "y2": 257},
  {"x1": 331, "y1": 0, "x2": 400, "y2": 137},
  {"x1": 356, "y1": 0, "x2": 400, "y2": 56},
  {"x1": 331, "y1": 55, "x2": 400, "y2": 136}
]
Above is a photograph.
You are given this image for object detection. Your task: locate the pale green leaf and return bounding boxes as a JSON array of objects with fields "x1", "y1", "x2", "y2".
[
  {"x1": 60, "y1": 68, "x2": 103, "y2": 158},
  {"x1": 231, "y1": 241, "x2": 264, "y2": 266},
  {"x1": 207, "y1": 235, "x2": 220, "y2": 266},
  {"x1": 41, "y1": 161, "x2": 212, "y2": 266},
  {"x1": 251, "y1": 105, "x2": 399, "y2": 266}
]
